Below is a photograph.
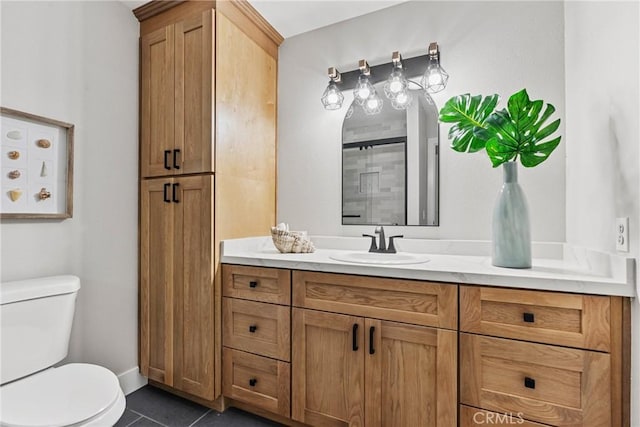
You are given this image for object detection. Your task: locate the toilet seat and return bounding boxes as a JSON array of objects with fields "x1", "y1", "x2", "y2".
[{"x1": 0, "y1": 363, "x2": 125, "y2": 427}]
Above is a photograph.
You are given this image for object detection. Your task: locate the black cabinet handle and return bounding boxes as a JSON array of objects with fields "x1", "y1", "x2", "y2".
[
  {"x1": 249, "y1": 378, "x2": 257, "y2": 387},
  {"x1": 524, "y1": 377, "x2": 536, "y2": 389},
  {"x1": 173, "y1": 149, "x2": 181, "y2": 169},
  {"x1": 163, "y1": 183, "x2": 170, "y2": 203},
  {"x1": 369, "y1": 326, "x2": 375, "y2": 355},
  {"x1": 249, "y1": 281, "x2": 258, "y2": 288},
  {"x1": 172, "y1": 183, "x2": 180, "y2": 203},
  {"x1": 352, "y1": 324, "x2": 359, "y2": 351},
  {"x1": 164, "y1": 150, "x2": 171, "y2": 170},
  {"x1": 523, "y1": 312, "x2": 535, "y2": 323},
  {"x1": 249, "y1": 325, "x2": 257, "y2": 333}
]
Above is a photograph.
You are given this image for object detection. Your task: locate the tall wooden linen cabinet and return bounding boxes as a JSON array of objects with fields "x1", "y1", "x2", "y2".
[{"x1": 135, "y1": 0, "x2": 282, "y2": 403}]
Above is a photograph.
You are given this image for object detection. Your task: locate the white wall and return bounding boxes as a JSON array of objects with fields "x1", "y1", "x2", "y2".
[
  {"x1": 564, "y1": 2, "x2": 640, "y2": 424},
  {"x1": 0, "y1": 1, "x2": 141, "y2": 391},
  {"x1": 278, "y1": 1, "x2": 566, "y2": 242}
]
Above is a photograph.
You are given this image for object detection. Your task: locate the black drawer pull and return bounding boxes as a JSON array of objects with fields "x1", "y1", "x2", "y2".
[
  {"x1": 249, "y1": 325, "x2": 257, "y2": 333},
  {"x1": 172, "y1": 183, "x2": 180, "y2": 203},
  {"x1": 173, "y1": 149, "x2": 181, "y2": 169},
  {"x1": 524, "y1": 377, "x2": 536, "y2": 389},
  {"x1": 163, "y1": 183, "x2": 170, "y2": 203},
  {"x1": 352, "y1": 324, "x2": 359, "y2": 351},
  {"x1": 164, "y1": 150, "x2": 171, "y2": 170},
  {"x1": 249, "y1": 378, "x2": 257, "y2": 387},
  {"x1": 523, "y1": 312, "x2": 535, "y2": 323},
  {"x1": 369, "y1": 326, "x2": 375, "y2": 355},
  {"x1": 249, "y1": 281, "x2": 258, "y2": 288}
]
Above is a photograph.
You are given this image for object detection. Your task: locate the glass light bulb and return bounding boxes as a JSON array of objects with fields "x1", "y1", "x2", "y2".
[
  {"x1": 391, "y1": 90, "x2": 412, "y2": 110},
  {"x1": 353, "y1": 74, "x2": 374, "y2": 105},
  {"x1": 363, "y1": 91, "x2": 383, "y2": 115},
  {"x1": 321, "y1": 81, "x2": 344, "y2": 110},
  {"x1": 389, "y1": 79, "x2": 403, "y2": 93},
  {"x1": 422, "y1": 62, "x2": 449, "y2": 93}
]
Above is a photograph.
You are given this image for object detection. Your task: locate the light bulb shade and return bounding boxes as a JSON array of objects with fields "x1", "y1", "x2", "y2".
[
  {"x1": 422, "y1": 62, "x2": 449, "y2": 93},
  {"x1": 390, "y1": 89, "x2": 413, "y2": 110},
  {"x1": 363, "y1": 91, "x2": 383, "y2": 115},
  {"x1": 384, "y1": 67, "x2": 408, "y2": 98},
  {"x1": 353, "y1": 74, "x2": 375, "y2": 105},
  {"x1": 321, "y1": 81, "x2": 344, "y2": 110}
]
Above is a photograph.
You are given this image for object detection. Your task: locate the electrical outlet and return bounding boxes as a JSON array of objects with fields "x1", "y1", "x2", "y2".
[{"x1": 616, "y1": 217, "x2": 629, "y2": 252}]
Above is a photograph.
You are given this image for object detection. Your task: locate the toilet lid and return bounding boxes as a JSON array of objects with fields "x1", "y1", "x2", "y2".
[{"x1": 0, "y1": 363, "x2": 121, "y2": 427}]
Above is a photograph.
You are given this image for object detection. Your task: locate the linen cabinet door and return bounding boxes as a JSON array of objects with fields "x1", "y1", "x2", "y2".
[
  {"x1": 365, "y1": 319, "x2": 457, "y2": 427},
  {"x1": 174, "y1": 10, "x2": 214, "y2": 175},
  {"x1": 140, "y1": 178, "x2": 175, "y2": 385},
  {"x1": 172, "y1": 175, "x2": 215, "y2": 399},
  {"x1": 140, "y1": 25, "x2": 175, "y2": 178},
  {"x1": 292, "y1": 308, "x2": 365, "y2": 427}
]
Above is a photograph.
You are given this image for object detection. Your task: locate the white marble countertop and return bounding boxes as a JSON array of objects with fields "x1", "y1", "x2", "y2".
[{"x1": 221, "y1": 236, "x2": 637, "y2": 297}]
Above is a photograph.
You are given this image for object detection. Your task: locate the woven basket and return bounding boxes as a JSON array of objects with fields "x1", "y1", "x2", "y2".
[{"x1": 270, "y1": 228, "x2": 315, "y2": 253}]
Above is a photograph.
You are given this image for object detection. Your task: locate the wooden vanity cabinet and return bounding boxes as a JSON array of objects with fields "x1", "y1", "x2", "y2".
[
  {"x1": 136, "y1": 0, "x2": 281, "y2": 404},
  {"x1": 291, "y1": 271, "x2": 458, "y2": 427},
  {"x1": 140, "y1": 175, "x2": 214, "y2": 398},
  {"x1": 140, "y1": 8, "x2": 213, "y2": 178},
  {"x1": 459, "y1": 286, "x2": 628, "y2": 427},
  {"x1": 222, "y1": 265, "x2": 292, "y2": 417}
]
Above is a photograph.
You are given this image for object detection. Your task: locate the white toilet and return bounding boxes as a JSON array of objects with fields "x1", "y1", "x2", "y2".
[{"x1": 0, "y1": 276, "x2": 126, "y2": 426}]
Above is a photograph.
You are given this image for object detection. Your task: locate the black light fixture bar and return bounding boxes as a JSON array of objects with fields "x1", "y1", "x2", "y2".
[{"x1": 338, "y1": 54, "x2": 429, "y2": 90}]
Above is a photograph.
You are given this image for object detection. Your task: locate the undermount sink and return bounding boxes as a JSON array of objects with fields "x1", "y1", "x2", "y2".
[{"x1": 329, "y1": 251, "x2": 430, "y2": 265}]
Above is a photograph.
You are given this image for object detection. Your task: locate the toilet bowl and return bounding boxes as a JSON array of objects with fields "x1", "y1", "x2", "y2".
[
  {"x1": 0, "y1": 364, "x2": 125, "y2": 427},
  {"x1": 0, "y1": 276, "x2": 126, "y2": 426}
]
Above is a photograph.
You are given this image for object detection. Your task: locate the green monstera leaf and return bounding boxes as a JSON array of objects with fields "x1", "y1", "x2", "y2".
[
  {"x1": 440, "y1": 88, "x2": 562, "y2": 168},
  {"x1": 439, "y1": 93, "x2": 499, "y2": 153},
  {"x1": 484, "y1": 89, "x2": 561, "y2": 167}
]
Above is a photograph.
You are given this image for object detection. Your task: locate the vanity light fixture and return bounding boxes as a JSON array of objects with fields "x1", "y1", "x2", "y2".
[
  {"x1": 421, "y1": 42, "x2": 449, "y2": 93},
  {"x1": 321, "y1": 67, "x2": 344, "y2": 110},
  {"x1": 353, "y1": 60, "x2": 375, "y2": 106},
  {"x1": 321, "y1": 42, "x2": 449, "y2": 114}
]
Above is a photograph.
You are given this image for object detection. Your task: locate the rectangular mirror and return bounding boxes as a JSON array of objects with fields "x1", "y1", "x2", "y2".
[{"x1": 342, "y1": 82, "x2": 439, "y2": 226}]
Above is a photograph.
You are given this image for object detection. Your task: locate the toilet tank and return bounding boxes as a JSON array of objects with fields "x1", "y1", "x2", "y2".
[{"x1": 0, "y1": 275, "x2": 80, "y2": 385}]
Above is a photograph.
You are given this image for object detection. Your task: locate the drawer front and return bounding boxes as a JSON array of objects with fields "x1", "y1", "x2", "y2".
[
  {"x1": 460, "y1": 333, "x2": 611, "y2": 426},
  {"x1": 223, "y1": 298, "x2": 291, "y2": 361},
  {"x1": 223, "y1": 264, "x2": 291, "y2": 304},
  {"x1": 293, "y1": 271, "x2": 457, "y2": 329},
  {"x1": 460, "y1": 286, "x2": 611, "y2": 351},
  {"x1": 459, "y1": 405, "x2": 550, "y2": 427},
  {"x1": 222, "y1": 348, "x2": 290, "y2": 417}
]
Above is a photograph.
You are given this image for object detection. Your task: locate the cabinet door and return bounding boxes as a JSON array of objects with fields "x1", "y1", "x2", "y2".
[
  {"x1": 172, "y1": 175, "x2": 215, "y2": 399},
  {"x1": 140, "y1": 178, "x2": 175, "y2": 385},
  {"x1": 365, "y1": 320, "x2": 457, "y2": 427},
  {"x1": 174, "y1": 10, "x2": 214, "y2": 174},
  {"x1": 292, "y1": 308, "x2": 365, "y2": 426},
  {"x1": 141, "y1": 25, "x2": 175, "y2": 178}
]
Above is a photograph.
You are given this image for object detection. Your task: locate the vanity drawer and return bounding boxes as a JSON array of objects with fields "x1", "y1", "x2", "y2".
[
  {"x1": 460, "y1": 286, "x2": 611, "y2": 351},
  {"x1": 459, "y1": 405, "x2": 550, "y2": 427},
  {"x1": 222, "y1": 348, "x2": 290, "y2": 417},
  {"x1": 223, "y1": 264, "x2": 291, "y2": 305},
  {"x1": 460, "y1": 333, "x2": 611, "y2": 426},
  {"x1": 292, "y1": 271, "x2": 457, "y2": 329},
  {"x1": 223, "y1": 298, "x2": 291, "y2": 361}
]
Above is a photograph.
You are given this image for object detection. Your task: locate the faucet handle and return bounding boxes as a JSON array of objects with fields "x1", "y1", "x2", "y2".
[
  {"x1": 362, "y1": 234, "x2": 378, "y2": 252},
  {"x1": 387, "y1": 235, "x2": 404, "y2": 253}
]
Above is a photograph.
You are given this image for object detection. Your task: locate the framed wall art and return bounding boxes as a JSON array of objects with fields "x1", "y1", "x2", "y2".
[{"x1": 1, "y1": 107, "x2": 74, "y2": 219}]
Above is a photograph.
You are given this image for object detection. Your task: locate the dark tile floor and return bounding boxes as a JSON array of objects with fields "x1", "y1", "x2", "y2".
[{"x1": 114, "y1": 386, "x2": 282, "y2": 427}]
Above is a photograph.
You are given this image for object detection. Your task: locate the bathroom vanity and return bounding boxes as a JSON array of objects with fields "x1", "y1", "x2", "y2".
[{"x1": 219, "y1": 237, "x2": 633, "y2": 426}]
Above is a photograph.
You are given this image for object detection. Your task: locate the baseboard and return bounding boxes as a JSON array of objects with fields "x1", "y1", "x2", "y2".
[{"x1": 118, "y1": 366, "x2": 148, "y2": 395}]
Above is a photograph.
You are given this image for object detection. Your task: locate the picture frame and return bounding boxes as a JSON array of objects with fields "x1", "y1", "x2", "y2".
[{"x1": 1, "y1": 107, "x2": 74, "y2": 219}]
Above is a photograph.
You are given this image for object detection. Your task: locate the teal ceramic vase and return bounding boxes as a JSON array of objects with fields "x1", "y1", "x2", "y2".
[{"x1": 492, "y1": 161, "x2": 532, "y2": 268}]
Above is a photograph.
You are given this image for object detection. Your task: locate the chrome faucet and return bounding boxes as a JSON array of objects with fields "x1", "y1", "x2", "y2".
[{"x1": 362, "y1": 226, "x2": 403, "y2": 254}]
